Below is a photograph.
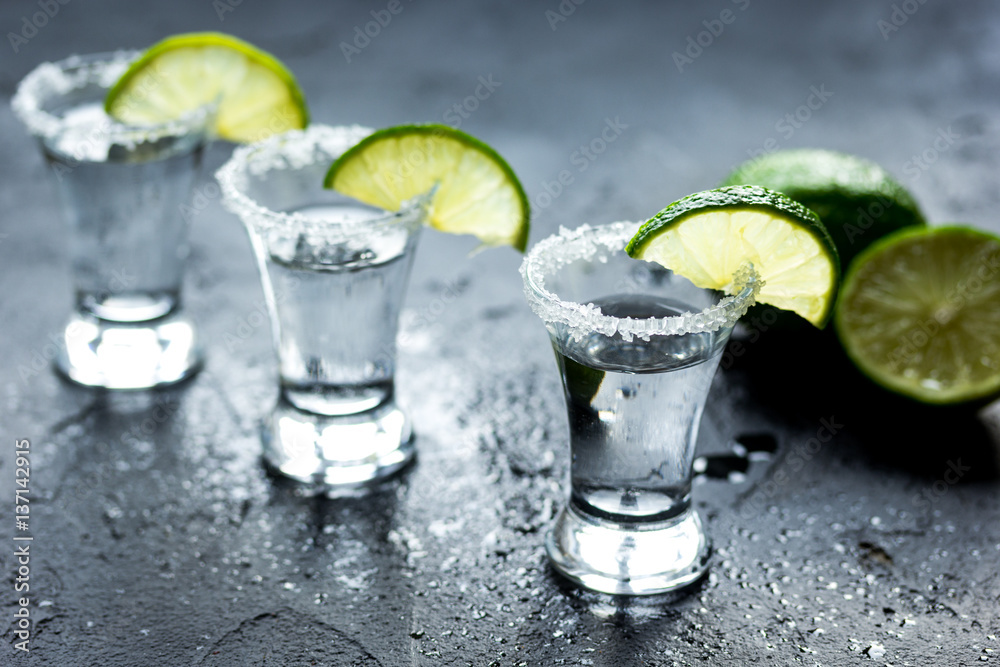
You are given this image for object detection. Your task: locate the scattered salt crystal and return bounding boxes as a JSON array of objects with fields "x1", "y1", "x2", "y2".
[{"x1": 866, "y1": 642, "x2": 886, "y2": 660}]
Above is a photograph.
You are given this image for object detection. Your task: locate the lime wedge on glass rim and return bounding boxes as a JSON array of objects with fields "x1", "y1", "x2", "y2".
[
  {"x1": 105, "y1": 32, "x2": 309, "y2": 143},
  {"x1": 626, "y1": 185, "x2": 840, "y2": 327},
  {"x1": 722, "y1": 148, "x2": 926, "y2": 270},
  {"x1": 836, "y1": 226, "x2": 1000, "y2": 404},
  {"x1": 323, "y1": 124, "x2": 530, "y2": 251}
]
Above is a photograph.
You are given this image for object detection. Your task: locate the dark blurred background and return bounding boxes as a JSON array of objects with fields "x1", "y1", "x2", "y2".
[{"x1": 4, "y1": 0, "x2": 998, "y2": 237}]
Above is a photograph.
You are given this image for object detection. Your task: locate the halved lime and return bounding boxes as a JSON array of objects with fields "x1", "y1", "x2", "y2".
[
  {"x1": 722, "y1": 149, "x2": 926, "y2": 269},
  {"x1": 323, "y1": 124, "x2": 529, "y2": 251},
  {"x1": 836, "y1": 226, "x2": 1000, "y2": 404},
  {"x1": 626, "y1": 185, "x2": 840, "y2": 327},
  {"x1": 105, "y1": 32, "x2": 308, "y2": 143}
]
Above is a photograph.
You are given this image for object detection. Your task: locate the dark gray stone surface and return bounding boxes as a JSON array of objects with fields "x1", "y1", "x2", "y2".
[{"x1": 2, "y1": 1, "x2": 999, "y2": 664}]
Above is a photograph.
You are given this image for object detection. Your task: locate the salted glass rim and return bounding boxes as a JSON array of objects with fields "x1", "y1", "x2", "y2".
[
  {"x1": 11, "y1": 50, "x2": 213, "y2": 146},
  {"x1": 520, "y1": 221, "x2": 761, "y2": 341},
  {"x1": 216, "y1": 123, "x2": 430, "y2": 236}
]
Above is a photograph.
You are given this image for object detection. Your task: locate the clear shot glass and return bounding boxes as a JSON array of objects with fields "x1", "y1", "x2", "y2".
[
  {"x1": 521, "y1": 222, "x2": 759, "y2": 595},
  {"x1": 12, "y1": 52, "x2": 211, "y2": 389},
  {"x1": 217, "y1": 124, "x2": 429, "y2": 491}
]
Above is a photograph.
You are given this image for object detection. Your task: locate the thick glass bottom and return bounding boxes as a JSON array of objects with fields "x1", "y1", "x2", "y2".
[
  {"x1": 55, "y1": 309, "x2": 202, "y2": 390},
  {"x1": 79, "y1": 290, "x2": 180, "y2": 322},
  {"x1": 262, "y1": 397, "x2": 414, "y2": 493},
  {"x1": 546, "y1": 504, "x2": 710, "y2": 596}
]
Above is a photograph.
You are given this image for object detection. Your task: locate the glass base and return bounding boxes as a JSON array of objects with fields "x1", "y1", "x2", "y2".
[
  {"x1": 262, "y1": 398, "x2": 414, "y2": 492},
  {"x1": 546, "y1": 504, "x2": 711, "y2": 596},
  {"x1": 55, "y1": 310, "x2": 202, "y2": 390}
]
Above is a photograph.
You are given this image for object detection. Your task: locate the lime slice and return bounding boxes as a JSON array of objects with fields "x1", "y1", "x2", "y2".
[
  {"x1": 323, "y1": 124, "x2": 529, "y2": 251},
  {"x1": 105, "y1": 32, "x2": 308, "y2": 143},
  {"x1": 722, "y1": 149, "x2": 926, "y2": 269},
  {"x1": 626, "y1": 185, "x2": 840, "y2": 327},
  {"x1": 836, "y1": 226, "x2": 1000, "y2": 404}
]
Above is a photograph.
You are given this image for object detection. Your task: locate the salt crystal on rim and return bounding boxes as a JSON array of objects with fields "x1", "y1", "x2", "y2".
[{"x1": 520, "y1": 221, "x2": 761, "y2": 342}]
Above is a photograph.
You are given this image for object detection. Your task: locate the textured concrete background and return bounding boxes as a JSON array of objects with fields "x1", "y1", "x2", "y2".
[{"x1": 1, "y1": 0, "x2": 999, "y2": 664}]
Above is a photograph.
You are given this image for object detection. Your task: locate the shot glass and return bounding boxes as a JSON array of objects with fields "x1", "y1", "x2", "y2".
[
  {"x1": 521, "y1": 222, "x2": 759, "y2": 595},
  {"x1": 11, "y1": 52, "x2": 211, "y2": 389},
  {"x1": 217, "y1": 124, "x2": 428, "y2": 490}
]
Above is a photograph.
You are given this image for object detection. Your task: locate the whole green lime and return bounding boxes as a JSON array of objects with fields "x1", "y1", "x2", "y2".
[{"x1": 722, "y1": 149, "x2": 926, "y2": 270}]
